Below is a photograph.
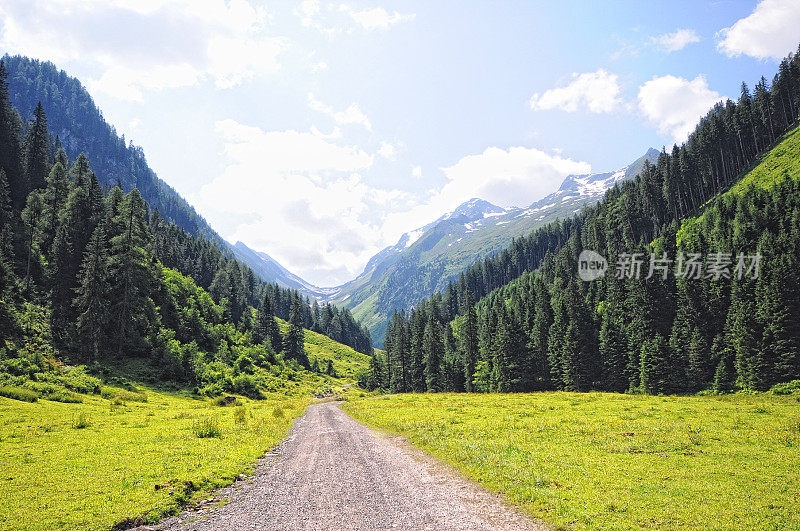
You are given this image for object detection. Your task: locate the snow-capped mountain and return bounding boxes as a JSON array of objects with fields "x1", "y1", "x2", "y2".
[{"x1": 327, "y1": 148, "x2": 659, "y2": 344}]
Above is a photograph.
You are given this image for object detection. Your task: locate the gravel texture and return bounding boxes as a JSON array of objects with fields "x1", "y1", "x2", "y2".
[{"x1": 146, "y1": 401, "x2": 542, "y2": 530}]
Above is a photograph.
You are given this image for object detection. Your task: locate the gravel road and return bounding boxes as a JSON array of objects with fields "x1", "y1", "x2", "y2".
[{"x1": 150, "y1": 401, "x2": 541, "y2": 530}]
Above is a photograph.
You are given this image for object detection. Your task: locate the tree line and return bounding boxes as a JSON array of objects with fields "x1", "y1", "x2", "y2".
[{"x1": 363, "y1": 44, "x2": 800, "y2": 395}]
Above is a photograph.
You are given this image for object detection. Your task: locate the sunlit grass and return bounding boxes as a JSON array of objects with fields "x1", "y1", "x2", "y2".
[
  {"x1": 344, "y1": 392, "x2": 800, "y2": 530},
  {"x1": 0, "y1": 390, "x2": 310, "y2": 530}
]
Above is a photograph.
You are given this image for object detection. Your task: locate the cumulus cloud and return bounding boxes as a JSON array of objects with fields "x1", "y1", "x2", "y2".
[
  {"x1": 637, "y1": 74, "x2": 725, "y2": 144},
  {"x1": 308, "y1": 93, "x2": 372, "y2": 131},
  {"x1": 339, "y1": 5, "x2": 415, "y2": 30},
  {"x1": 653, "y1": 29, "x2": 700, "y2": 52},
  {"x1": 199, "y1": 119, "x2": 412, "y2": 285},
  {"x1": 529, "y1": 69, "x2": 622, "y2": 113},
  {"x1": 378, "y1": 142, "x2": 398, "y2": 159},
  {"x1": 717, "y1": 0, "x2": 800, "y2": 60},
  {"x1": 0, "y1": 0, "x2": 285, "y2": 101},
  {"x1": 381, "y1": 146, "x2": 590, "y2": 244}
]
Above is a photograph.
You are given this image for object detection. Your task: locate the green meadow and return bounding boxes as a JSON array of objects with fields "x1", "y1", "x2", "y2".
[
  {"x1": 0, "y1": 388, "x2": 314, "y2": 530},
  {"x1": 344, "y1": 392, "x2": 800, "y2": 530}
]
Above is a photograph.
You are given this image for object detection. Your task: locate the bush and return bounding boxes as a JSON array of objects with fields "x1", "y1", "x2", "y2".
[
  {"x1": 192, "y1": 416, "x2": 222, "y2": 438},
  {"x1": 72, "y1": 413, "x2": 91, "y2": 429},
  {"x1": 212, "y1": 395, "x2": 240, "y2": 407},
  {"x1": 272, "y1": 405, "x2": 284, "y2": 418},
  {"x1": 770, "y1": 380, "x2": 800, "y2": 395},
  {"x1": 48, "y1": 390, "x2": 83, "y2": 403},
  {"x1": 232, "y1": 374, "x2": 262, "y2": 399},
  {"x1": 101, "y1": 387, "x2": 148, "y2": 402},
  {"x1": 234, "y1": 406, "x2": 248, "y2": 426},
  {"x1": 0, "y1": 385, "x2": 38, "y2": 402}
]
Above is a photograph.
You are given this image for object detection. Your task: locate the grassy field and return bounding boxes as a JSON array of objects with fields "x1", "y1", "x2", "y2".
[
  {"x1": 0, "y1": 317, "x2": 370, "y2": 530},
  {"x1": 344, "y1": 392, "x2": 800, "y2": 530},
  {"x1": 0, "y1": 387, "x2": 313, "y2": 530},
  {"x1": 277, "y1": 319, "x2": 372, "y2": 379}
]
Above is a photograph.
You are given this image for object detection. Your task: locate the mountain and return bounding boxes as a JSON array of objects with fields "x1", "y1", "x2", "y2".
[
  {"x1": 371, "y1": 50, "x2": 800, "y2": 394},
  {"x1": 227, "y1": 241, "x2": 335, "y2": 298},
  {"x1": 328, "y1": 149, "x2": 659, "y2": 344},
  {"x1": 3, "y1": 55, "x2": 220, "y2": 243},
  {"x1": 1, "y1": 54, "x2": 372, "y2": 354}
]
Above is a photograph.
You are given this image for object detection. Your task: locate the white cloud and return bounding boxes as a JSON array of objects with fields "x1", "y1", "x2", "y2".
[
  {"x1": 653, "y1": 29, "x2": 700, "y2": 52},
  {"x1": 378, "y1": 142, "x2": 397, "y2": 159},
  {"x1": 717, "y1": 0, "x2": 800, "y2": 60},
  {"x1": 339, "y1": 5, "x2": 415, "y2": 30},
  {"x1": 529, "y1": 69, "x2": 622, "y2": 113},
  {"x1": 637, "y1": 74, "x2": 725, "y2": 144},
  {"x1": 381, "y1": 146, "x2": 590, "y2": 243},
  {"x1": 411, "y1": 166, "x2": 423, "y2": 178},
  {"x1": 199, "y1": 119, "x2": 410, "y2": 285},
  {"x1": 308, "y1": 93, "x2": 372, "y2": 131},
  {"x1": 0, "y1": 0, "x2": 285, "y2": 101}
]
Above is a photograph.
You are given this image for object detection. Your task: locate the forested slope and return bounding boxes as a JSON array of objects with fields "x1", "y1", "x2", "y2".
[
  {"x1": 365, "y1": 46, "x2": 800, "y2": 395},
  {"x1": 0, "y1": 59, "x2": 370, "y2": 400}
]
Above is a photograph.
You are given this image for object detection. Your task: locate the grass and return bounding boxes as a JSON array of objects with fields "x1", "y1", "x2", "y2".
[
  {"x1": 344, "y1": 392, "x2": 800, "y2": 530},
  {"x1": 0, "y1": 389, "x2": 311, "y2": 530},
  {"x1": 277, "y1": 318, "x2": 372, "y2": 378}
]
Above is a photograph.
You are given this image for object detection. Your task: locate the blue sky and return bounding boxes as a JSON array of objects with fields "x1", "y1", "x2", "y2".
[{"x1": 1, "y1": 0, "x2": 798, "y2": 286}]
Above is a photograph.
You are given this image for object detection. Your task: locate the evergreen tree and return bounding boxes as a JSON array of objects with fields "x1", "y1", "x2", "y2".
[
  {"x1": 254, "y1": 291, "x2": 282, "y2": 353},
  {"x1": 40, "y1": 162, "x2": 69, "y2": 258},
  {"x1": 422, "y1": 317, "x2": 443, "y2": 392},
  {"x1": 0, "y1": 61, "x2": 24, "y2": 210},
  {"x1": 23, "y1": 102, "x2": 50, "y2": 192},
  {"x1": 20, "y1": 191, "x2": 44, "y2": 291},
  {"x1": 461, "y1": 290, "x2": 479, "y2": 392},
  {"x1": 283, "y1": 293, "x2": 309, "y2": 368},
  {"x1": 109, "y1": 189, "x2": 154, "y2": 356},
  {"x1": 639, "y1": 335, "x2": 671, "y2": 394},
  {"x1": 74, "y1": 224, "x2": 110, "y2": 362}
]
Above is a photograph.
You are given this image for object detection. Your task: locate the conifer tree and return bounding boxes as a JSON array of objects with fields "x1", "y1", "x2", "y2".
[
  {"x1": 0, "y1": 170, "x2": 13, "y2": 261},
  {"x1": 74, "y1": 224, "x2": 110, "y2": 362},
  {"x1": 109, "y1": 189, "x2": 154, "y2": 356},
  {"x1": 23, "y1": 102, "x2": 50, "y2": 192},
  {"x1": 20, "y1": 191, "x2": 44, "y2": 291},
  {"x1": 639, "y1": 335, "x2": 671, "y2": 394},
  {"x1": 283, "y1": 293, "x2": 309, "y2": 368},
  {"x1": 0, "y1": 61, "x2": 24, "y2": 210},
  {"x1": 40, "y1": 162, "x2": 68, "y2": 258},
  {"x1": 254, "y1": 291, "x2": 282, "y2": 353},
  {"x1": 423, "y1": 317, "x2": 443, "y2": 392},
  {"x1": 461, "y1": 290, "x2": 478, "y2": 392}
]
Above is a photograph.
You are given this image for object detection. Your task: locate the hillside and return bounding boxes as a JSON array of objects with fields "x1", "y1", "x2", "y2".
[
  {"x1": 368, "y1": 51, "x2": 800, "y2": 395},
  {"x1": 2, "y1": 55, "x2": 327, "y2": 297},
  {"x1": 329, "y1": 149, "x2": 658, "y2": 344}
]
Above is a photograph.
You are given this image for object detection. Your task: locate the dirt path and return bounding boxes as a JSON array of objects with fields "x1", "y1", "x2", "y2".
[{"x1": 149, "y1": 401, "x2": 541, "y2": 530}]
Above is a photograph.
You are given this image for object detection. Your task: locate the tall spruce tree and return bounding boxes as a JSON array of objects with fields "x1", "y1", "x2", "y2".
[
  {"x1": 74, "y1": 224, "x2": 110, "y2": 362},
  {"x1": 283, "y1": 293, "x2": 309, "y2": 368}
]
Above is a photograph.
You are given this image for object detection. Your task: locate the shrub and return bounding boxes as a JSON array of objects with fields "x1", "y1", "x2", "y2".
[
  {"x1": 212, "y1": 395, "x2": 240, "y2": 407},
  {"x1": 232, "y1": 374, "x2": 262, "y2": 399},
  {"x1": 72, "y1": 413, "x2": 91, "y2": 429},
  {"x1": 101, "y1": 387, "x2": 148, "y2": 402},
  {"x1": 192, "y1": 416, "x2": 222, "y2": 438},
  {"x1": 48, "y1": 390, "x2": 83, "y2": 403},
  {"x1": 272, "y1": 405, "x2": 284, "y2": 418},
  {"x1": 234, "y1": 406, "x2": 248, "y2": 426},
  {"x1": 0, "y1": 385, "x2": 38, "y2": 402},
  {"x1": 770, "y1": 380, "x2": 800, "y2": 395}
]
